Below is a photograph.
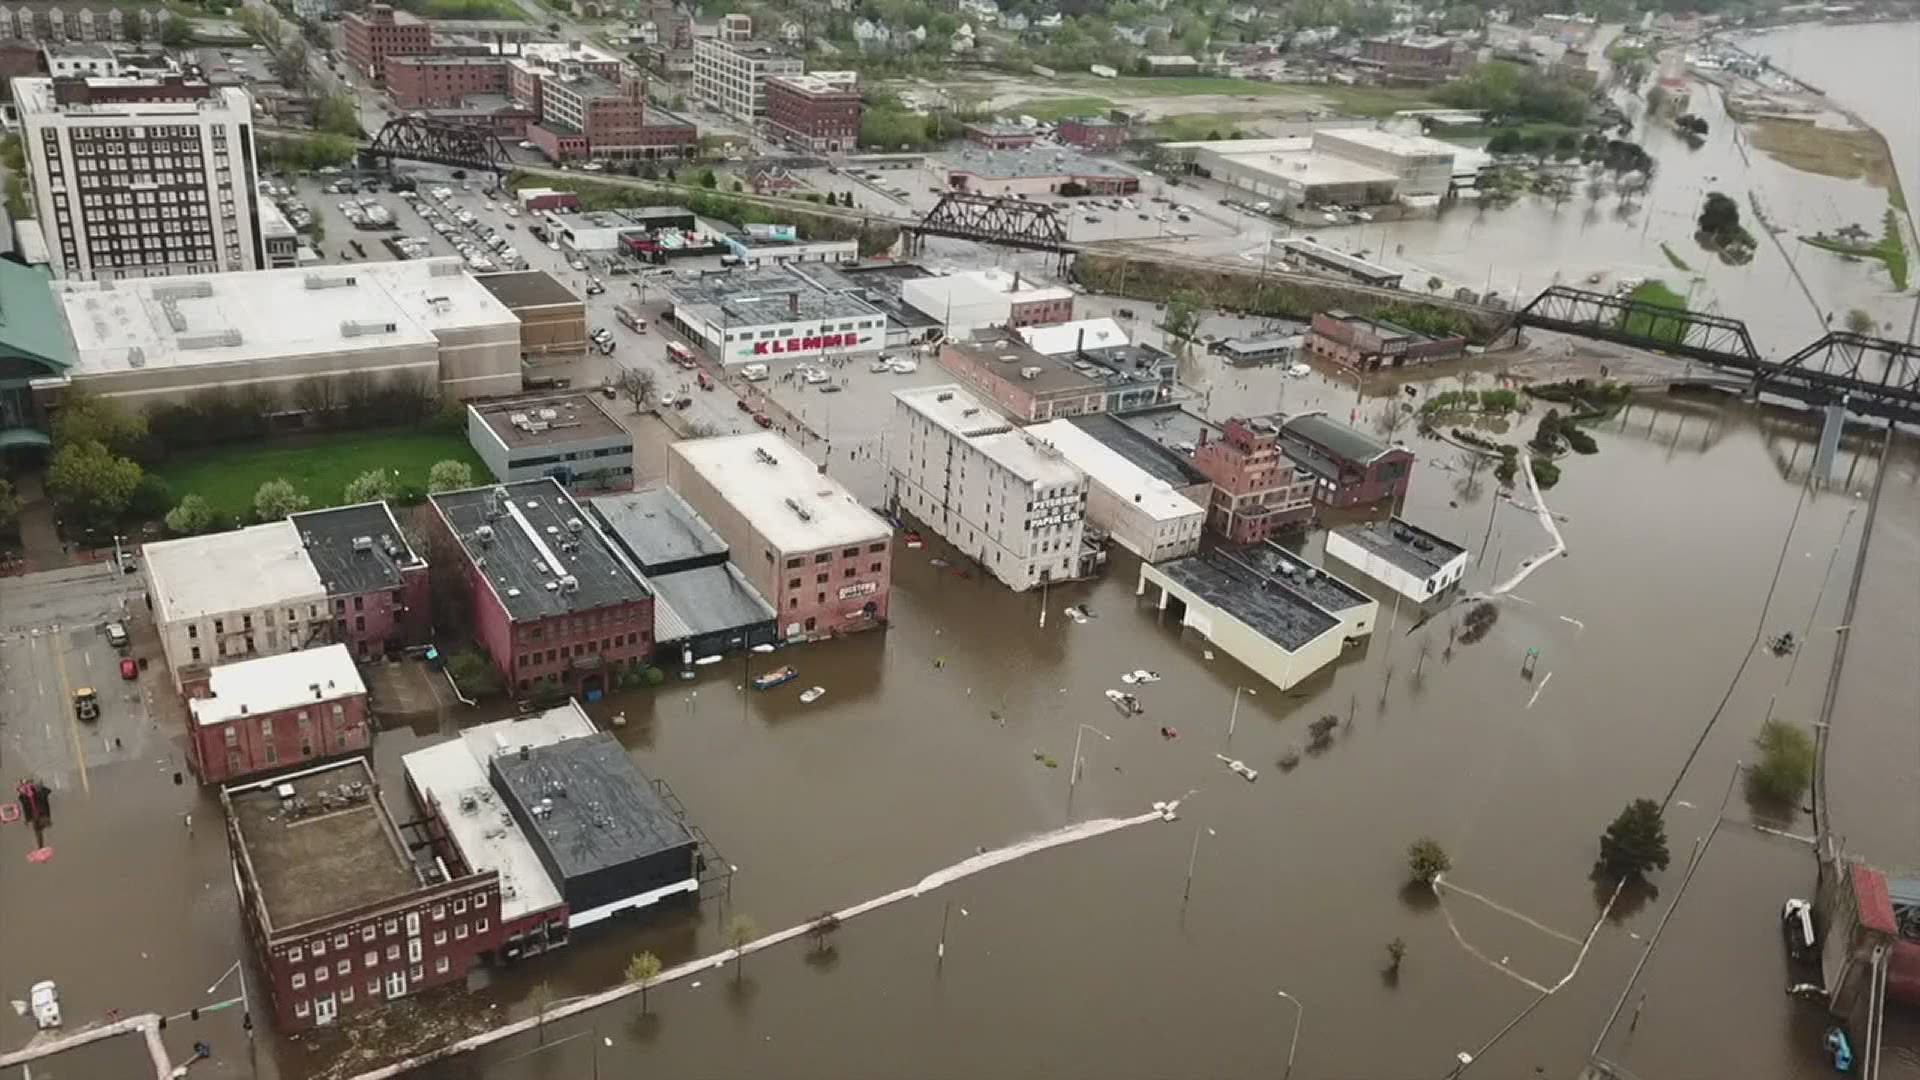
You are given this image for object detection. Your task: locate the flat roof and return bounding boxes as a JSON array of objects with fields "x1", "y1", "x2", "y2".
[
  {"x1": 429, "y1": 478, "x2": 652, "y2": 622},
  {"x1": 401, "y1": 705, "x2": 593, "y2": 923},
  {"x1": 650, "y1": 563, "x2": 776, "y2": 642},
  {"x1": 1027, "y1": 420, "x2": 1203, "y2": 522},
  {"x1": 1279, "y1": 240, "x2": 1400, "y2": 280},
  {"x1": 492, "y1": 732, "x2": 696, "y2": 883},
  {"x1": 767, "y1": 72, "x2": 860, "y2": 96},
  {"x1": 948, "y1": 328, "x2": 1172, "y2": 398},
  {"x1": 472, "y1": 394, "x2": 627, "y2": 451},
  {"x1": 1064, "y1": 411, "x2": 1207, "y2": 488},
  {"x1": 1223, "y1": 542, "x2": 1375, "y2": 615},
  {"x1": 227, "y1": 759, "x2": 420, "y2": 932},
  {"x1": 1221, "y1": 327, "x2": 1309, "y2": 355},
  {"x1": 1334, "y1": 516, "x2": 1468, "y2": 579},
  {"x1": 1257, "y1": 150, "x2": 1402, "y2": 189},
  {"x1": 1018, "y1": 317, "x2": 1129, "y2": 356},
  {"x1": 1153, "y1": 549, "x2": 1339, "y2": 651},
  {"x1": 1314, "y1": 126, "x2": 1460, "y2": 160},
  {"x1": 1280, "y1": 410, "x2": 1392, "y2": 465},
  {"x1": 13, "y1": 76, "x2": 249, "y2": 118},
  {"x1": 144, "y1": 521, "x2": 326, "y2": 624},
  {"x1": 667, "y1": 265, "x2": 880, "y2": 328},
  {"x1": 1320, "y1": 307, "x2": 1429, "y2": 342},
  {"x1": 56, "y1": 258, "x2": 517, "y2": 377},
  {"x1": 190, "y1": 644, "x2": 365, "y2": 728},
  {"x1": 939, "y1": 145, "x2": 1137, "y2": 181},
  {"x1": 474, "y1": 269, "x2": 580, "y2": 309},
  {"x1": 291, "y1": 501, "x2": 424, "y2": 597},
  {"x1": 668, "y1": 432, "x2": 890, "y2": 553},
  {"x1": 588, "y1": 485, "x2": 729, "y2": 572},
  {"x1": 895, "y1": 385, "x2": 1085, "y2": 487},
  {"x1": 504, "y1": 40, "x2": 624, "y2": 65}
]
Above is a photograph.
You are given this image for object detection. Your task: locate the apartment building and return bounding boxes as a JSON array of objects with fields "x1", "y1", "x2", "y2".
[
  {"x1": 764, "y1": 71, "x2": 860, "y2": 153},
  {"x1": 343, "y1": 3, "x2": 432, "y2": 84},
  {"x1": 888, "y1": 385, "x2": 1089, "y2": 592},
  {"x1": 13, "y1": 73, "x2": 263, "y2": 280},
  {"x1": 384, "y1": 55, "x2": 507, "y2": 108},
  {"x1": 691, "y1": 36, "x2": 799, "y2": 122},
  {"x1": 186, "y1": 645, "x2": 370, "y2": 785},
  {"x1": 0, "y1": 4, "x2": 165, "y2": 44}
]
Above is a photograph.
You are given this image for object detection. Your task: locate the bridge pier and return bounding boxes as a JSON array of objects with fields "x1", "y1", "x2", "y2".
[{"x1": 1812, "y1": 400, "x2": 1847, "y2": 485}]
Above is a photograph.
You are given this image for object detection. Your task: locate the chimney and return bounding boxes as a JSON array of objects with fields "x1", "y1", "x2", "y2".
[{"x1": 1076, "y1": 326, "x2": 1085, "y2": 357}]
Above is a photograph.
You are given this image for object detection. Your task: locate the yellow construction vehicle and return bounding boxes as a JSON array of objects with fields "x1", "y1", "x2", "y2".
[{"x1": 72, "y1": 688, "x2": 99, "y2": 722}]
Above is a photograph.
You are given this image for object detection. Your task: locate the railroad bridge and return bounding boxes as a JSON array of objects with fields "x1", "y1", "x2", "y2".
[{"x1": 358, "y1": 115, "x2": 512, "y2": 175}]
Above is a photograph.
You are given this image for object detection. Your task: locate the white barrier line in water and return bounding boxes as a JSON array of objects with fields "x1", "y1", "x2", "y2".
[
  {"x1": 1491, "y1": 449, "x2": 1568, "y2": 597},
  {"x1": 1435, "y1": 875, "x2": 1583, "y2": 946},
  {"x1": 344, "y1": 806, "x2": 1171, "y2": 1080}
]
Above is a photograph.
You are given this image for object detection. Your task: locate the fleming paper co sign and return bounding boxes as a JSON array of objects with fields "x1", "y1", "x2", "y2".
[{"x1": 749, "y1": 332, "x2": 871, "y2": 356}]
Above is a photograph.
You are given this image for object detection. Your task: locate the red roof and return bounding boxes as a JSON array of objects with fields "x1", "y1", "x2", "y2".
[{"x1": 1855, "y1": 864, "x2": 1897, "y2": 936}]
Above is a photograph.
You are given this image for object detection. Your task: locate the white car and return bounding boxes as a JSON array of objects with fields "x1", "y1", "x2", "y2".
[
  {"x1": 569, "y1": 257, "x2": 586, "y2": 271},
  {"x1": 505, "y1": 206, "x2": 519, "y2": 217},
  {"x1": 547, "y1": 239, "x2": 560, "y2": 251},
  {"x1": 518, "y1": 140, "x2": 535, "y2": 150}
]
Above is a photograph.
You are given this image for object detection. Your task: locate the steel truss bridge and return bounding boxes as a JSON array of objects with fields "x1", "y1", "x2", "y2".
[
  {"x1": 1509, "y1": 286, "x2": 1920, "y2": 421},
  {"x1": 358, "y1": 116, "x2": 512, "y2": 175},
  {"x1": 905, "y1": 192, "x2": 1070, "y2": 253}
]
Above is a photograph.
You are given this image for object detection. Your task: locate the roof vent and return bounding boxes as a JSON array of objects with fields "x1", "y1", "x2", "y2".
[
  {"x1": 351, "y1": 535, "x2": 375, "y2": 553},
  {"x1": 304, "y1": 273, "x2": 357, "y2": 290},
  {"x1": 476, "y1": 524, "x2": 494, "y2": 544},
  {"x1": 340, "y1": 320, "x2": 399, "y2": 337},
  {"x1": 566, "y1": 516, "x2": 583, "y2": 533}
]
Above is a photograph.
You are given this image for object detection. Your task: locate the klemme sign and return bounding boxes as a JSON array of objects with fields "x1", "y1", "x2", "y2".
[{"x1": 751, "y1": 332, "x2": 863, "y2": 356}]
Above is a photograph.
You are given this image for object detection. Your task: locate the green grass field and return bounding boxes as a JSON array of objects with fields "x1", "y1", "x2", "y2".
[
  {"x1": 1058, "y1": 75, "x2": 1311, "y2": 98},
  {"x1": 157, "y1": 430, "x2": 488, "y2": 521},
  {"x1": 1004, "y1": 96, "x2": 1116, "y2": 121}
]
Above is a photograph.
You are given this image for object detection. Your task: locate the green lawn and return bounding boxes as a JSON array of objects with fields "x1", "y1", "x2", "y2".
[
  {"x1": 1620, "y1": 280, "x2": 1690, "y2": 344},
  {"x1": 157, "y1": 430, "x2": 488, "y2": 521},
  {"x1": 1147, "y1": 113, "x2": 1248, "y2": 141},
  {"x1": 1003, "y1": 96, "x2": 1116, "y2": 122},
  {"x1": 1058, "y1": 75, "x2": 1312, "y2": 98},
  {"x1": 1800, "y1": 208, "x2": 1909, "y2": 291}
]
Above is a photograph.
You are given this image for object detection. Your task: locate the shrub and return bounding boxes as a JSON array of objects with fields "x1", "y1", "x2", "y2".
[
  {"x1": 1407, "y1": 837, "x2": 1452, "y2": 886},
  {"x1": 254, "y1": 477, "x2": 310, "y2": 521},
  {"x1": 1598, "y1": 798, "x2": 1670, "y2": 880},
  {"x1": 1750, "y1": 719, "x2": 1815, "y2": 805},
  {"x1": 1530, "y1": 457, "x2": 1561, "y2": 488},
  {"x1": 445, "y1": 649, "x2": 503, "y2": 698},
  {"x1": 164, "y1": 494, "x2": 216, "y2": 536},
  {"x1": 1561, "y1": 425, "x2": 1598, "y2": 454}
]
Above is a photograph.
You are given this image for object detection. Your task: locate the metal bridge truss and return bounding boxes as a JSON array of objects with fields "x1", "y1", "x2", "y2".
[
  {"x1": 1510, "y1": 286, "x2": 1920, "y2": 420},
  {"x1": 908, "y1": 192, "x2": 1069, "y2": 252},
  {"x1": 360, "y1": 116, "x2": 510, "y2": 174}
]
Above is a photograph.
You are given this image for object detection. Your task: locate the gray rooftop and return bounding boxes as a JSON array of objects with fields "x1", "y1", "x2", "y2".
[
  {"x1": 1154, "y1": 549, "x2": 1339, "y2": 652},
  {"x1": 1066, "y1": 411, "x2": 1207, "y2": 488},
  {"x1": 474, "y1": 270, "x2": 580, "y2": 310},
  {"x1": 650, "y1": 563, "x2": 776, "y2": 643},
  {"x1": 667, "y1": 265, "x2": 880, "y2": 327},
  {"x1": 1223, "y1": 542, "x2": 1374, "y2": 614},
  {"x1": 1113, "y1": 405, "x2": 1221, "y2": 455},
  {"x1": 940, "y1": 145, "x2": 1138, "y2": 181},
  {"x1": 226, "y1": 759, "x2": 420, "y2": 932},
  {"x1": 808, "y1": 264, "x2": 942, "y2": 330},
  {"x1": 1334, "y1": 517, "x2": 1467, "y2": 579},
  {"x1": 490, "y1": 733, "x2": 696, "y2": 882},
  {"x1": 290, "y1": 502, "x2": 424, "y2": 598},
  {"x1": 589, "y1": 485, "x2": 729, "y2": 574},
  {"x1": 430, "y1": 478, "x2": 651, "y2": 623},
  {"x1": 1280, "y1": 411, "x2": 1393, "y2": 466},
  {"x1": 473, "y1": 394, "x2": 628, "y2": 451},
  {"x1": 949, "y1": 330, "x2": 1174, "y2": 397}
]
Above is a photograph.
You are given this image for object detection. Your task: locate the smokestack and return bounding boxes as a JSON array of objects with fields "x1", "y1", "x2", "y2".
[{"x1": 1076, "y1": 326, "x2": 1085, "y2": 357}]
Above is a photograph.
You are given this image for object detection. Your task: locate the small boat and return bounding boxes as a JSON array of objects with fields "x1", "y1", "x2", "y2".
[
  {"x1": 753, "y1": 665, "x2": 798, "y2": 690},
  {"x1": 1824, "y1": 1026, "x2": 1853, "y2": 1072},
  {"x1": 1105, "y1": 689, "x2": 1143, "y2": 716},
  {"x1": 30, "y1": 980, "x2": 60, "y2": 1030},
  {"x1": 1121, "y1": 669, "x2": 1162, "y2": 685},
  {"x1": 799, "y1": 686, "x2": 826, "y2": 704}
]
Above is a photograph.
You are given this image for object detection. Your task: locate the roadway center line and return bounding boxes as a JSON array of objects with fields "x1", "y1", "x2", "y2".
[{"x1": 51, "y1": 632, "x2": 90, "y2": 796}]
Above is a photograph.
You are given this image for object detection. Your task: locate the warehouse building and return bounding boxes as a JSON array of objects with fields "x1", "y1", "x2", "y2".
[
  {"x1": 467, "y1": 393, "x2": 635, "y2": 491},
  {"x1": 714, "y1": 222, "x2": 858, "y2": 267},
  {"x1": 1135, "y1": 548, "x2": 1347, "y2": 691},
  {"x1": 1163, "y1": 128, "x2": 1479, "y2": 209},
  {"x1": 1306, "y1": 309, "x2": 1467, "y2": 370},
  {"x1": 1325, "y1": 516, "x2": 1468, "y2": 601},
  {"x1": 666, "y1": 431, "x2": 892, "y2": 639},
  {"x1": 935, "y1": 146, "x2": 1141, "y2": 197},
  {"x1": 900, "y1": 268, "x2": 1073, "y2": 335},
  {"x1": 53, "y1": 258, "x2": 524, "y2": 412},
  {"x1": 474, "y1": 270, "x2": 587, "y2": 357},
  {"x1": 665, "y1": 265, "x2": 887, "y2": 367},
  {"x1": 1027, "y1": 419, "x2": 1204, "y2": 562},
  {"x1": 588, "y1": 485, "x2": 779, "y2": 660},
  {"x1": 935, "y1": 328, "x2": 1176, "y2": 423},
  {"x1": 1273, "y1": 240, "x2": 1404, "y2": 288},
  {"x1": 1272, "y1": 411, "x2": 1415, "y2": 508},
  {"x1": 1226, "y1": 541, "x2": 1378, "y2": 643}
]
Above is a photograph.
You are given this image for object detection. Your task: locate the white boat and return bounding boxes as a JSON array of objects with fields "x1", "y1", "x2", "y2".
[
  {"x1": 1288, "y1": 362, "x2": 1312, "y2": 378},
  {"x1": 1104, "y1": 689, "x2": 1143, "y2": 715},
  {"x1": 30, "y1": 980, "x2": 60, "y2": 1030},
  {"x1": 693, "y1": 654, "x2": 724, "y2": 666},
  {"x1": 799, "y1": 686, "x2": 826, "y2": 704},
  {"x1": 1121, "y1": 669, "x2": 1162, "y2": 685}
]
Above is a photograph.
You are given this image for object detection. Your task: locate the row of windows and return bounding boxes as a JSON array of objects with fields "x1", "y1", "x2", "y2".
[
  {"x1": 285, "y1": 898, "x2": 486, "y2": 967},
  {"x1": 517, "y1": 631, "x2": 646, "y2": 671},
  {"x1": 516, "y1": 605, "x2": 642, "y2": 642},
  {"x1": 782, "y1": 541, "x2": 887, "y2": 570},
  {"x1": 290, "y1": 961, "x2": 440, "y2": 1019},
  {"x1": 786, "y1": 562, "x2": 884, "y2": 589},
  {"x1": 288, "y1": 919, "x2": 485, "y2": 990}
]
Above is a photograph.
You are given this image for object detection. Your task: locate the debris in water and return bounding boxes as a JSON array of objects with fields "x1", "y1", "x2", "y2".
[
  {"x1": 1120, "y1": 669, "x2": 1163, "y2": 685},
  {"x1": 1278, "y1": 748, "x2": 1301, "y2": 770},
  {"x1": 1203, "y1": 649, "x2": 1215, "y2": 661},
  {"x1": 1033, "y1": 751, "x2": 1059, "y2": 769},
  {"x1": 1160, "y1": 726, "x2": 1179, "y2": 740},
  {"x1": 929, "y1": 557, "x2": 951, "y2": 568},
  {"x1": 1063, "y1": 607, "x2": 1089, "y2": 625}
]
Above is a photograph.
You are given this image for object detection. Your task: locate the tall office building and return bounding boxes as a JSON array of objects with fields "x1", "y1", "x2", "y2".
[
  {"x1": 12, "y1": 73, "x2": 264, "y2": 280},
  {"x1": 691, "y1": 35, "x2": 800, "y2": 122}
]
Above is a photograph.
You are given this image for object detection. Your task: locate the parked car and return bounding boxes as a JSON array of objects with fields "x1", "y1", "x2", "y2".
[
  {"x1": 119, "y1": 657, "x2": 138, "y2": 681},
  {"x1": 753, "y1": 412, "x2": 774, "y2": 428}
]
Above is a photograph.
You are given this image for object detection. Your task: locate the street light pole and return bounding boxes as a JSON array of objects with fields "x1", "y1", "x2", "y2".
[
  {"x1": 1070, "y1": 723, "x2": 1111, "y2": 794},
  {"x1": 1183, "y1": 823, "x2": 1214, "y2": 903},
  {"x1": 1226, "y1": 686, "x2": 1256, "y2": 747},
  {"x1": 1275, "y1": 990, "x2": 1303, "y2": 1080}
]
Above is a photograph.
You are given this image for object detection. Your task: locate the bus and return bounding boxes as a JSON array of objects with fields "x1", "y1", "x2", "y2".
[
  {"x1": 665, "y1": 342, "x2": 697, "y2": 369},
  {"x1": 615, "y1": 305, "x2": 647, "y2": 333}
]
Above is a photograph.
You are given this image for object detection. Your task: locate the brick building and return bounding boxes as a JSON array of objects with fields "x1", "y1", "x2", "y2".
[
  {"x1": 1305, "y1": 310, "x2": 1467, "y2": 371},
  {"x1": 293, "y1": 502, "x2": 432, "y2": 662},
  {"x1": 962, "y1": 121, "x2": 1035, "y2": 149},
  {"x1": 666, "y1": 432, "x2": 892, "y2": 639},
  {"x1": 343, "y1": 4, "x2": 432, "y2": 85},
  {"x1": 385, "y1": 55, "x2": 508, "y2": 108},
  {"x1": 932, "y1": 328, "x2": 1176, "y2": 423},
  {"x1": 764, "y1": 72, "x2": 860, "y2": 153},
  {"x1": 187, "y1": 644, "x2": 369, "y2": 785},
  {"x1": 1058, "y1": 116, "x2": 1127, "y2": 151},
  {"x1": 1359, "y1": 34, "x2": 1462, "y2": 74},
  {"x1": 0, "y1": 4, "x2": 165, "y2": 43},
  {"x1": 1190, "y1": 417, "x2": 1316, "y2": 543},
  {"x1": 1273, "y1": 411, "x2": 1414, "y2": 509},
  {"x1": 223, "y1": 758, "x2": 503, "y2": 1031},
  {"x1": 426, "y1": 478, "x2": 655, "y2": 696}
]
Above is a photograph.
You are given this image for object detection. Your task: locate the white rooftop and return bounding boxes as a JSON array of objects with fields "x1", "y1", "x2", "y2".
[
  {"x1": 400, "y1": 704, "x2": 595, "y2": 924},
  {"x1": 1252, "y1": 150, "x2": 1402, "y2": 188},
  {"x1": 189, "y1": 644, "x2": 366, "y2": 727},
  {"x1": 256, "y1": 195, "x2": 297, "y2": 240},
  {"x1": 11, "y1": 76, "x2": 251, "y2": 118},
  {"x1": 143, "y1": 521, "x2": 327, "y2": 624},
  {"x1": 502, "y1": 40, "x2": 624, "y2": 66},
  {"x1": 54, "y1": 257, "x2": 518, "y2": 377},
  {"x1": 959, "y1": 267, "x2": 1072, "y2": 304},
  {"x1": 895, "y1": 385, "x2": 1085, "y2": 488},
  {"x1": 1313, "y1": 126, "x2": 1459, "y2": 160},
  {"x1": 1018, "y1": 317, "x2": 1129, "y2": 356},
  {"x1": 1028, "y1": 420, "x2": 1205, "y2": 522},
  {"x1": 669, "y1": 432, "x2": 890, "y2": 554}
]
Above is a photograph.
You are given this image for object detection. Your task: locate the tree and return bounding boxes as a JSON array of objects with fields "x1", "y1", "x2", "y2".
[
  {"x1": 1845, "y1": 307, "x2": 1876, "y2": 335},
  {"x1": 253, "y1": 478, "x2": 309, "y2": 522},
  {"x1": 625, "y1": 951, "x2": 663, "y2": 1014},
  {"x1": 619, "y1": 368, "x2": 656, "y2": 413},
  {"x1": 731, "y1": 179, "x2": 744, "y2": 193},
  {"x1": 1162, "y1": 293, "x2": 1202, "y2": 356},
  {"x1": 1426, "y1": 275, "x2": 1443, "y2": 293},
  {"x1": 1407, "y1": 836, "x2": 1451, "y2": 887},
  {"x1": 1751, "y1": 719, "x2": 1815, "y2": 806},
  {"x1": 724, "y1": 914, "x2": 758, "y2": 981},
  {"x1": 47, "y1": 440, "x2": 143, "y2": 531},
  {"x1": 343, "y1": 469, "x2": 398, "y2": 504},
  {"x1": 0, "y1": 476, "x2": 17, "y2": 535},
  {"x1": 427, "y1": 460, "x2": 474, "y2": 493},
  {"x1": 52, "y1": 393, "x2": 146, "y2": 456},
  {"x1": 161, "y1": 13, "x2": 194, "y2": 46},
  {"x1": 1697, "y1": 191, "x2": 1741, "y2": 240},
  {"x1": 806, "y1": 911, "x2": 842, "y2": 953},
  {"x1": 1386, "y1": 937, "x2": 1407, "y2": 974},
  {"x1": 314, "y1": 94, "x2": 361, "y2": 138},
  {"x1": 697, "y1": 168, "x2": 718, "y2": 189},
  {"x1": 270, "y1": 39, "x2": 310, "y2": 93},
  {"x1": 1598, "y1": 798, "x2": 1670, "y2": 880},
  {"x1": 164, "y1": 494, "x2": 217, "y2": 536},
  {"x1": 123, "y1": 17, "x2": 144, "y2": 44}
]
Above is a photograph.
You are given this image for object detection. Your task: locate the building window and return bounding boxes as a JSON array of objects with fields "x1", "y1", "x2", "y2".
[
  {"x1": 433, "y1": 929, "x2": 447, "y2": 946},
  {"x1": 336, "y1": 959, "x2": 350, "y2": 976},
  {"x1": 340, "y1": 985, "x2": 354, "y2": 1005},
  {"x1": 410, "y1": 965, "x2": 423, "y2": 983},
  {"x1": 814, "y1": 553, "x2": 829, "y2": 563},
  {"x1": 314, "y1": 966, "x2": 328, "y2": 984},
  {"x1": 435, "y1": 956, "x2": 450, "y2": 975},
  {"x1": 386, "y1": 944, "x2": 400, "y2": 961},
  {"x1": 455, "y1": 923, "x2": 469, "y2": 940},
  {"x1": 384, "y1": 919, "x2": 398, "y2": 936},
  {"x1": 311, "y1": 938, "x2": 325, "y2": 957},
  {"x1": 787, "y1": 577, "x2": 800, "y2": 589},
  {"x1": 368, "y1": 978, "x2": 381, "y2": 996},
  {"x1": 363, "y1": 927, "x2": 376, "y2": 944},
  {"x1": 868, "y1": 542, "x2": 886, "y2": 553},
  {"x1": 476, "y1": 917, "x2": 489, "y2": 932},
  {"x1": 291, "y1": 972, "x2": 306, "y2": 989},
  {"x1": 334, "y1": 933, "x2": 349, "y2": 951},
  {"x1": 871, "y1": 562, "x2": 883, "y2": 572},
  {"x1": 294, "y1": 999, "x2": 310, "y2": 1018},
  {"x1": 815, "y1": 572, "x2": 828, "y2": 584},
  {"x1": 290, "y1": 946, "x2": 303, "y2": 963},
  {"x1": 365, "y1": 950, "x2": 378, "y2": 968},
  {"x1": 454, "y1": 898, "x2": 467, "y2": 915}
]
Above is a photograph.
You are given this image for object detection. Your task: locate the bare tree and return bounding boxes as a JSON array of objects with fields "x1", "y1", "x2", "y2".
[
  {"x1": 619, "y1": 368, "x2": 657, "y2": 414},
  {"x1": 1453, "y1": 449, "x2": 1488, "y2": 501},
  {"x1": 1375, "y1": 403, "x2": 1409, "y2": 442}
]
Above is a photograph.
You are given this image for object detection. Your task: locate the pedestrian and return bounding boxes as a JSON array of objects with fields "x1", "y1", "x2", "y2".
[{"x1": 185, "y1": 812, "x2": 192, "y2": 833}]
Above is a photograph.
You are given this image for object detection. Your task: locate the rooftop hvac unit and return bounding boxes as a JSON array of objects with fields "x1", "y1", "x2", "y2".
[
  {"x1": 341, "y1": 321, "x2": 398, "y2": 337},
  {"x1": 177, "y1": 330, "x2": 242, "y2": 350},
  {"x1": 126, "y1": 346, "x2": 145, "y2": 368},
  {"x1": 784, "y1": 497, "x2": 812, "y2": 522},
  {"x1": 936, "y1": 391, "x2": 954, "y2": 402},
  {"x1": 476, "y1": 524, "x2": 495, "y2": 544},
  {"x1": 1020, "y1": 366, "x2": 1042, "y2": 380},
  {"x1": 560, "y1": 574, "x2": 579, "y2": 593},
  {"x1": 566, "y1": 517, "x2": 583, "y2": 533},
  {"x1": 537, "y1": 408, "x2": 559, "y2": 422},
  {"x1": 753, "y1": 447, "x2": 779, "y2": 466},
  {"x1": 152, "y1": 281, "x2": 214, "y2": 301},
  {"x1": 351, "y1": 535, "x2": 375, "y2": 553},
  {"x1": 304, "y1": 274, "x2": 358, "y2": 290}
]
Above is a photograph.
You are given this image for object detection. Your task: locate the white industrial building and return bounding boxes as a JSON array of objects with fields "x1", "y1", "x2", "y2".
[
  {"x1": 143, "y1": 521, "x2": 330, "y2": 692},
  {"x1": 467, "y1": 393, "x2": 635, "y2": 490},
  {"x1": 666, "y1": 265, "x2": 887, "y2": 367},
  {"x1": 899, "y1": 268, "x2": 1074, "y2": 336},
  {"x1": 1017, "y1": 317, "x2": 1130, "y2": 356},
  {"x1": 52, "y1": 257, "x2": 524, "y2": 411},
  {"x1": 13, "y1": 74, "x2": 264, "y2": 281},
  {"x1": 1027, "y1": 419, "x2": 1203, "y2": 562},
  {"x1": 1136, "y1": 549, "x2": 1349, "y2": 691},
  {"x1": 692, "y1": 36, "x2": 801, "y2": 121},
  {"x1": 889, "y1": 385, "x2": 1089, "y2": 592},
  {"x1": 1163, "y1": 127, "x2": 1479, "y2": 209},
  {"x1": 1325, "y1": 516, "x2": 1469, "y2": 601}
]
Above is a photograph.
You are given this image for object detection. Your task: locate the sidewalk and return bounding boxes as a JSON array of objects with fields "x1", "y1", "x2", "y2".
[{"x1": 9, "y1": 472, "x2": 69, "y2": 573}]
